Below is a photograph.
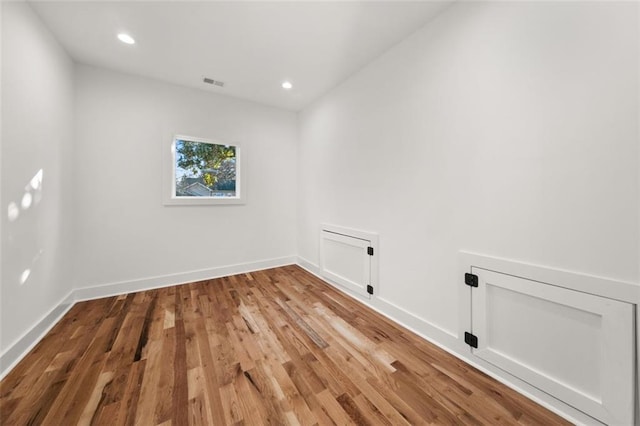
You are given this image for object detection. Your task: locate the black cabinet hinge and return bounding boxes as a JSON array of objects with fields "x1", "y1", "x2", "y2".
[
  {"x1": 464, "y1": 332, "x2": 478, "y2": 348},
  {"x1": 464, "y1": 273, "x2": 478, "y2": 287},
  {"x1": 367, "y1": 285, "x2": 374, "y2": 295},
  {"x1": 367, "y1": 246, "x2": 374, "y2": 256}
]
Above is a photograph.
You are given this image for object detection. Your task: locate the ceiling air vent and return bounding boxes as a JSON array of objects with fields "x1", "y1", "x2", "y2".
[{"x1": 203, "y1": 77, "x2": 224, "y2": 87}]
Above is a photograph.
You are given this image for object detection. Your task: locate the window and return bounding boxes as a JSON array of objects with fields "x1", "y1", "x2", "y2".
[{"x1": 164, "y1": 135, "x2": 244, "y2": 205}]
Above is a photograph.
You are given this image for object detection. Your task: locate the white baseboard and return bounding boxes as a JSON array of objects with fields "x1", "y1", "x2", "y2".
[
  {"x1": 295, "y1": 255, "x2": 600, "y2": 426},
  {"x1": 374, "y1": 296, "x2": 460, "y2": 345},
  {"x1": 0, "y1": 291, "x2": 74, "y2": 380},
  {"x1": 0, "y1": 255, "x2": 619, "y2": 425},
  {"x1": 73, "y1": 256, "x2": 297, "y2": 302},
  {"x1": 296, "y1": 256, "x2": 322, "y2": 277},
  {"x1": 297, "y1": 256, "x2": 461, "y2": 348},
  {"x1": 0, "y1": 256, "x2": 296, "y2": 379}
]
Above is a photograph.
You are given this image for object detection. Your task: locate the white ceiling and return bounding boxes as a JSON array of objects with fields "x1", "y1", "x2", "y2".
[{"x1": 30, "y1": 1, "x2": 452, "y2": 111}]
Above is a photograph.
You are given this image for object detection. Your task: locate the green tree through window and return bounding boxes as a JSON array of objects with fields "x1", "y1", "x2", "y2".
[{"x1": 175, "y1": 139, "x2": 237, "y2": 197}]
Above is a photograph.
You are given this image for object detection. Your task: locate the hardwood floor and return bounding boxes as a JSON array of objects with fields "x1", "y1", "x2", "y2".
[{"x1": 0, "y1": 265, "x2": 571, "y2": 425}]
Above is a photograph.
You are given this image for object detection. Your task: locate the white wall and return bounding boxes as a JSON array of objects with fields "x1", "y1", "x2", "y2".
[
  {"x1": 1, "y1": 2, "x2": 75, "y2": 354},
  {"x1": 1, "y1": 3, "x2": 638, "y2": 416},
  {"x1": 73, "y1": 65, "x2": 298, "y2": 290},
  {"x1": 298, "y1": 1, "x2": 639, "y2": 337}
]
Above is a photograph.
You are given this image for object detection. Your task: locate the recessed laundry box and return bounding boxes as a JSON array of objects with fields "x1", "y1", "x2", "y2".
[{"x1": 319, "y1": 224, "x2": 378, "y2": 299}]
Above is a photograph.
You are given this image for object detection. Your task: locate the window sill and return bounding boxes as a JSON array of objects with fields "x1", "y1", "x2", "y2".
[{"x1": 163, "y1": 196, "x2": 245, "y2": 206}]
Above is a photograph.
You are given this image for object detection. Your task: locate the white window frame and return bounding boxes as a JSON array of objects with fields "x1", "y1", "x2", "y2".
[{"x1": 163, "y1": 134, "x2": 245, "y2": 205}]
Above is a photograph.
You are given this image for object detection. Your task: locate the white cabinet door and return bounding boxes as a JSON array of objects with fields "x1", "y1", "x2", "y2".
[
  {"x1": 470, "y1": 268, "x2": 634, "y2": 426},
  {"x1": 320, "y1": 230, "x2": 372, "y2": 298}
]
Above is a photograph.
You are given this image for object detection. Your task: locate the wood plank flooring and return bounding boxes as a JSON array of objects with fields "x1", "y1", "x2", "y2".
[{"x1": 0, "y1": 265, "x2": 571, "y2": 425}]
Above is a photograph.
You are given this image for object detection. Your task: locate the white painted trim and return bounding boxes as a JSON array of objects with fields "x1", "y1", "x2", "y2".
[
  {"x1": 459, "y1": 251, "x2": 640, "y2": 303},
  {"x1": 0, "y1": 256, "x2": 296, "y2": 379},
  {"x1": 0, "y1": 291, "x2": 74, "y2": 380},
  {"x1": 0, "y1": 255, "x2": 630, "y2": 425},
  {"x1": 163, "y1": 133, "x2": 246, "y2": 206},
  {"x1": 472, "y1": 269, "x2": 634, "y2": 425},
  {"x1": 319, "y1": 223, "x2": 379, "y2": 298},
  {"x1": 320, "y1": 230, "x2": 373, "y2": 299},
  {"x1": 74, "y1": 256, "x2": 296, "y2": 302},
  {"x1": 320, "y1": 223, "x2": 378, "y2": 242},
  {"x1": 375, "y1": 296, "x2": 458, "y2": 343},
  {"x1": 365, "y1": 300, "x2": 603, "y2": 425},
  {"x1": 297, "y1": 256, "x2": 458, "y2": 347},
  {"x1": 296, "y1": 255, "x2": 608, "y2": 425},
  {"x1": 296, "y1": 256, "x2": 322, "y2": 277},
  {"x1": 306, "y1": 255, "x2": 367, "y2": 301},
  {"x1": 458, "y1": 253, "x2": 473, "y2": 347},
  {"x1": 459, "y1": 251, "x2": 640, "y2": 426}
]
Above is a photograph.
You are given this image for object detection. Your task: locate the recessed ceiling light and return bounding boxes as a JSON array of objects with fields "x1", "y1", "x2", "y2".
[
  {"x1": 282, "y1": 81, "x2": 293, "y2": 90},
  {"x1": 117, "y1": 33, "x2": 135, "y2": 45}
]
